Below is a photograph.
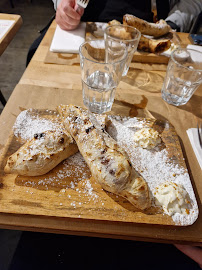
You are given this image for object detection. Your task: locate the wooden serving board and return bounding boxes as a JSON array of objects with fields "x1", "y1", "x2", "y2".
[
  {"x1": 0, "y1": 108, "x2": 198, "y2": 226},
  {"x1": 85, "y1": 22, "x2": 179, "y2": 64},
  {"x1": 45, "y1": 21, "x2": 183, "y2": 66}
]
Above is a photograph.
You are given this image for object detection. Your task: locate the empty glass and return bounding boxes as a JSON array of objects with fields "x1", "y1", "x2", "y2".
[
  {"x1": 161, "y1": 47, "x2": 202, "y2": 106},
  {"x1": 104, "y1": 25, "x2": 141, "y2": 76},
  {"x1": 79, "y1": 40, "x2": 127, "y2": 114}
]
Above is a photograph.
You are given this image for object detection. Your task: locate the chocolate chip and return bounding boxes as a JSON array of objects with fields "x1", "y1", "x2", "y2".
[
  {"x1": 109, "y1": 169, "x2": 115, "y2": 175},
  {"x1": 85, "y1": 125, "x2": 94, "y2": 134},
  {"x1": 40, "y1": 133, "x2": 45, "y2": 138},
  {"x1": 34, "y1": 133, "x2": 45, "y2": 139},
  {"x1": 101, "y1": 148, "x2": 107, "y2": 154},
  {"x1": 59, "y1": 137, "x2": 64, "y2": 144},
  {"x1": 101, "y1": 157, "x2": 110, "y2": 165},
  {"x1": 84, "y1": 118, "x2": 89, "y2": 124}
]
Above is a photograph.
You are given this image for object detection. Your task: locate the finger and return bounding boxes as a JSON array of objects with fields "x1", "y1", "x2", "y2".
[
  {"x1": 74, "y1": 4, "x2": 84, "y2": 16},
  {"x1": 56, "y1": 13, "x2": 79, "y2": 30},
  {"x1": 63, "y1": 4, "x2": 81, "y2": 21},
  {"x1": 61, "y1": 11, "x2": 80, "y2": 27},
  {"x1": 175, "y1": 245, "x2": 202, "y2": 267}
]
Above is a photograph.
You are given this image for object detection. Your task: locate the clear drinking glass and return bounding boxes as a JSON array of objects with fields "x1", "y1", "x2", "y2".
[
  {"x1": 104, "y1": 25, "x2": 141, "y2": 76},
  {"x1": 161, "y1": 47, "x2": 202, "y2": 106},
  {"x1": 79, "y1": 39, "x2": 127, "y2": 114}
]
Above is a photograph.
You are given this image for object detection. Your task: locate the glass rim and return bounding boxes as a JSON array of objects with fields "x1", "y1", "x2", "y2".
[
  {"x1": 79, "y1": 40, "x2": 128, "y2": 65},
  {"x1": 104, "y1": 24, "x2": 141, "y2": 42},
  {"x1": 170, "y1": 47, "x2": 202, "y2": 72}
]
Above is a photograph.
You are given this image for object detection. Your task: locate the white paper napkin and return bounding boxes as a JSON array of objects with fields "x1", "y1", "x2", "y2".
[
  {"x1": 50, "y1": 22, "x2": 86, "y2": 53},
  {"x1": 187, "y1": 44, "x2": 202, "y2": 53},
  {"x1": 0, "y1": 19, "x2": 15, "y2": 40},
  {"x1": 186, "y1": 128, "x2": 202, "y2": 170},
  {"x1": 162, "y1": 44, "x2": 202, "y2": 58}
]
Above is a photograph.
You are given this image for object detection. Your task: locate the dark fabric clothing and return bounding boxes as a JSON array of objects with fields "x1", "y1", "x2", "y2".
[
  {"x1": 166, "y1": 20, "x2": 180, "y2": 31},
  {"x1": 156, "y1": 0, "x2": 171, "y2": 20},
  {"x1": 156, "y1": 0, "x2": 180, "y2": 20},
  {"x1": 26, "y1": 28, "x2": 47, "y2": 67},
  {"x1": 81, "y1": 0, "x2": 153, "y2": 22},
  {"x1": 26, "y1": 15, "x2": 55, "y2": 66},
  {"x1": 9, "y1": 232, "x2": 201, "y2": 270}
]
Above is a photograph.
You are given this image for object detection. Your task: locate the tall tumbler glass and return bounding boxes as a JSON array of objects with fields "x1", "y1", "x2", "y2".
[
  {"x1": 161, "y1": 47, "x2": 202, "y2": 106},
  {"x1": 104, "y1": 25, "x2": 141, "y2": 76},
  {"x1": 79, "y1": 40, "x2": 127, "y2": 114}
]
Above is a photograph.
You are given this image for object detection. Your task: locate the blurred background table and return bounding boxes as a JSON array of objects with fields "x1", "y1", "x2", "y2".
[
  {"x1": 0, "y1": 13, "x2": 22, "y2": 56},
  {"x1": 0, "y1": 13, "x2": 22, "y2": 106},
  {"x1": 0, "y1": 20, "x2": 201, "y2": 246}
]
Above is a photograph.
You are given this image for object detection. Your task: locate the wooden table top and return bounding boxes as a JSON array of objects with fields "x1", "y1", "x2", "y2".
[
  {"x1": 0, "y1": 20, "x2": 201, "y2": 245},
  {"x1": 0, "y1": 13, "x2": 22, "y2": 56}
]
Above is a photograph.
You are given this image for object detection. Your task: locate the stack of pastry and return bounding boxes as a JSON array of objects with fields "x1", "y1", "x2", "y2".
[
  {"x1": 4, "y1": 105, "x2": 151, "y2": 210},
  {"x1": 108, "y1": 14, "x2": 172, "y2": 53}
]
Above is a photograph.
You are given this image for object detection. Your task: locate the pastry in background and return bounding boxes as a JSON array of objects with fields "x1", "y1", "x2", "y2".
[
  {"x1": 138, "y1": 35, "x2": 171, "y2": 53},
  {"x1": 108, "y1": 17, "x2": 171, "y2": 53},
  {"x1": 123, "y1": 14, "x2": 171, "y2": 37}
]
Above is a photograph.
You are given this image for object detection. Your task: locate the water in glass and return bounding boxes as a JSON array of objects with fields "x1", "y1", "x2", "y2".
[
  {"x1": 161, "y1": 75, "x2": 199, "y2": 106},
  {"x1": 82, "y1": 70, "x2": 116, "y2": 114},
  {"x1": 161, "y1": 47, "x2": 202, "y2": 106}
]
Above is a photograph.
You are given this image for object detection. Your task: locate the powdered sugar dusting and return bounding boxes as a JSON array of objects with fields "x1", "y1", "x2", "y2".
[
  {"x1": 107, "y1": 116, "x2": 199, "y2": 225},
  {"x1": 18, "y1": 152, "x2": 101, "y2": 205},
  {"x1": 20, "y1": 152, "x2": 90, "y2": 188},
  {"x1": 13, "y1": 109, "x2": 63, "y2": 141}
]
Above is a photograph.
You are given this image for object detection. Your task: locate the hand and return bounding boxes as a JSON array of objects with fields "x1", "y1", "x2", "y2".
[
  {"x1": 55, "y1": 0, "x2": 84, "y2": 31},
  {"x1": 175, "y1": 244, "x2": 202, "y2": 268}
]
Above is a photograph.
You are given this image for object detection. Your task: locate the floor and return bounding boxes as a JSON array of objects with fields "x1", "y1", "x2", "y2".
[{"x1": 0, "y1": 1, "x2": 54, "y2": 269}]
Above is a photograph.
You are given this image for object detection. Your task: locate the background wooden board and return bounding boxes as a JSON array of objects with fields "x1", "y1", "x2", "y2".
[
  {"x1": 0, "y1": 104, "x2": 198, "y2": 227},
  {"x1": 44, "y1": 21, "x2": 191, "y2": 66},
  {"x1": 86, "y1": 22, "x2": 175, "y2": 64}
]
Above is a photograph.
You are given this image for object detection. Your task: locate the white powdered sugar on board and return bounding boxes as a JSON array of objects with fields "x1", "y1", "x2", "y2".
[
  {"x1": 13, "y1": 109, "x2": 63, "y2": 141},
  {"x1": 40, "y1": 153, "x2": 90, "y2": 186},
  {"x1": 21, "y1": 152, "x2": 99, "y2": 203},
  {"x1": 107, "y1": 116, "x2": 199, "y2": 226}
]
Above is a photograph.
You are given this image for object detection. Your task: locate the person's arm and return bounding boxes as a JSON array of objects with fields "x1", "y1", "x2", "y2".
[
  {"x1": 175, "y1": 245, "x2": 202, "y2": 268},
  {"x1": 53, "y1": 0, "x2": 84, "y2": 30},
  {"x1": 165, "y1": 0, "x2": 202, "y2": 32}
]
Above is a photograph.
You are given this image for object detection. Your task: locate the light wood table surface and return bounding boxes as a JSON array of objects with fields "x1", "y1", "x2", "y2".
[
  {"x1": 0, "y1": 20, "x2": 201, "y2": 245},
  {"x1": 0, "y1": 13, "x2": 22, "y2": 56}
]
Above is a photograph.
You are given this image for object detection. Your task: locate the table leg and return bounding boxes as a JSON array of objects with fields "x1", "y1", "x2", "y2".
[{"x1": 0, "y1": 90, "x2": 7, "y2": 106}]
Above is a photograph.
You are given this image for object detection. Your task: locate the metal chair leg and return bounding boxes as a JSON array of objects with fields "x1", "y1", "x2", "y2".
[
  {"x1": 0, "y1": 90, "x2": 7, "y2": 106},
  {"x1": 10, "y1": 0, "x2": 14, "y2": 8}
]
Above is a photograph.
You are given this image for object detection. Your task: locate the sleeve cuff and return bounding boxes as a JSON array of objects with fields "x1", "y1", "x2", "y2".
[{"x1": 166, "y1": 20, "x2": 180, "y2": 32}]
